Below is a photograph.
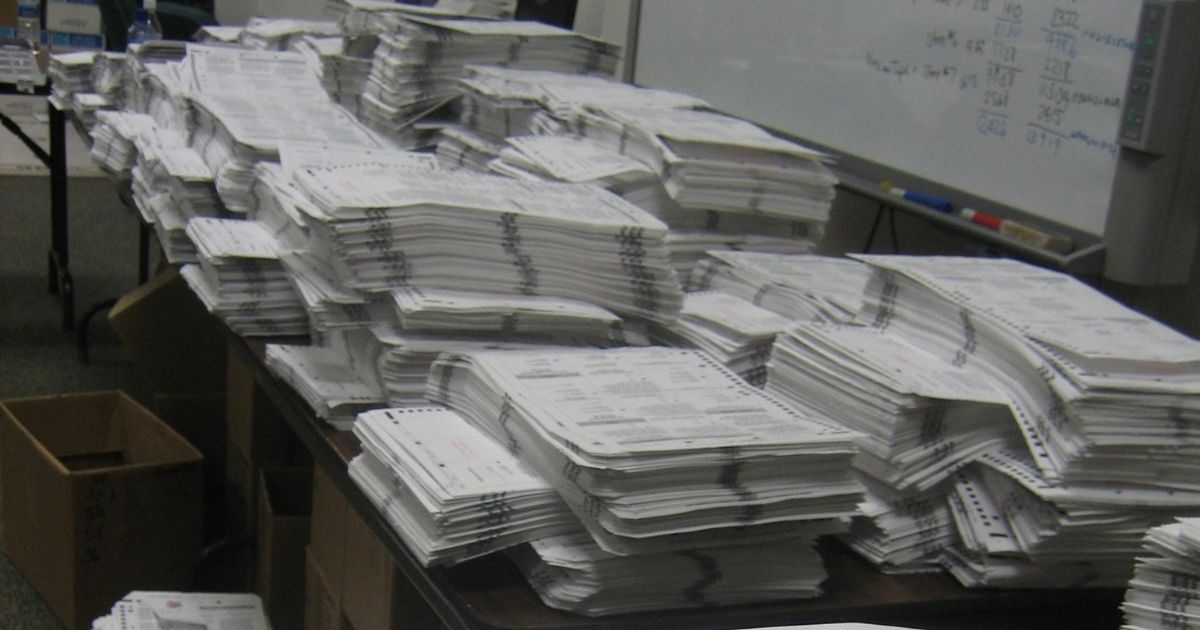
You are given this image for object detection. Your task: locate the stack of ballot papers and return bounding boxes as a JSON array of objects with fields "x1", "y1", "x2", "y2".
[
  {"x1": 508, "y1": 532, "x2": 829, "y2": 615},
  {"x1": 360, "y1": 17, "x2": 618, "y2": 133},
  {"x1": 90, "y1": 52, "x2": 127, "y2": 105},
  {"x1": 371, "y1": 328, "x2": 550, "y2": 406},
  {"x1": 89, "y1": 111, "x2": 160, "y2": 174},
  {"x1": 180, "y1": 218, "x2": 309, "y2": 336},
  {"x1": 237, "y1": 17, "x2": 342, "y2": 50},
  {"x1": 768, "y1": 322, "x2": 1020, "y2": 493},
  {"x1": 849, "y1": 254, "x2": 1200, "y2": 586},
  {"x1": 180, "y1": 46, "x2": 385, "y2": 212},
  {"x1": 72, "y1": 93, "x2": 115, "y2": 130},
  {"x1": 688, "y1": 252, "x2": 872, "y2": 323},
  {"x1": 664, "y1": 231, "x2": 818, "y2": 281},
  {"x1": 132, "y1": 143, "x2": 225, "y2": 219},
  {"x1": 290, "y1": 166, "x2": 684, "y2": 323},
  {"x1": 842, "y1": 479, "x2": 956, "y2": 574},
  {"x1": 293, "y1": 35, "x2": 374, "y2": 114},
  {"x1": 571, "y1": 106, "x2": 837, "y2": 225},
  {"x1": 47, "y1": 51, "x2": 97, "y2": 108},
  {"x1": 426, "y1": 346, "x2": 863, "y2": 555},
  {"x1": 132, "y1": 61, "x2": 190, "y2": 133},
  {"x1": 1121, "y1": 518, "x2": 1200, "y2": 629},
  {"x1": 330, "y1": 0, "x2": 517, "y2": 38},
  {"x1": 389, "y1": 286, "x2": 642, "y2": 344},
  {"x1": 265, "y1": 343, "x2": 386, "y2": 428},
  {"x1": 651, "y1": 290, "x2": 793, "y2": 387},
  {"x1": 281, "y1": 251, "x2": 390, "y2": 332},
  {"x1": 194, "y1": 25, "x2": 243, "y2": 46},
  {"x1": 436, "y1": 126, "x2": 505, "y2": 171},
  {"x1": 91, "y1": 591, "x2": 269, "y2": 630},
  {"x1": 349, "y1": 406, "x2": 578, "y2": 566},
  {"x1": 490, "y1": 134, "x2": 659, "y2": 191},
  {"x1": 938, "y1": 449, "x2": 1181, "y2": 588}
]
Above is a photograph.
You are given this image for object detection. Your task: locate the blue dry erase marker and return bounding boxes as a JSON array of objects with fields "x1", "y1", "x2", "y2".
[{"x1": 880, "y1": 180, "x2": 953, "y2": 214}]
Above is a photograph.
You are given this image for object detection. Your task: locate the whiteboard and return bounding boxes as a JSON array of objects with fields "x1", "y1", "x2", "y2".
[{"x1": 633, "y1": 0, "x2": 1140, "y2": 236}]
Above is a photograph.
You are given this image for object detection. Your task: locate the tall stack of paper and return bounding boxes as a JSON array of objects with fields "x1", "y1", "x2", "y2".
[
  {"x1": 508, "y1": 532, "x2": 829, "y2": 615},
  {"x1": 180, "y1": 218, "x2": 309, "y2": 336},
  {"x1": 330, "y1": 0, "x2": 517, "y2": 38},
  {"x1": 843, "y1": 479, "x2": 956, "y2": 574},
  {"x1": 181, "y1": 46, "x2": 384, "y2": 213},
  {"x1": 349, "y1": 406, "x2": 578, "y2": 566},
  {"x1": 121, "y1": 42, "x2": 188, "y2": 115},
  {"x1": 426, "y1": 346, "x2": 863, "y2": 555},
  {"x1": 291, "y1": 166, "x2": 684, "y2": 323},
  {"x1": 688, "y1": 252, "x2": 872, "y2": 324},
  {"x1": 1121, "y1": 518, "x2": 1200, "y2": 630},
  {"x1": 293, "y1": 35, "x2": 374, "y2": 114},
  {"x1": 368, "y1": 324, "x2": 582, "y2": 406},
  {"x1": 280, "y1": 251, "x2": 388, "y2": 332},
  {"x1": 92, "y1": 592, "x2": 269, "y2": 630},
  {"x1": 89, "y1": 110, "x2": 160, "y2": 174},
  {"x1": 90, "y1": 52, "x2": 127, "y2": 105},
  {"x1": 850, "y1": 254, "x2": 1200, "y2": 586},
  {"x1": 436, "y1": 126, "x2": 505, "y2": 172},
  {"x1": 237, "y1": 17, "x2": 342, "y2": 50},
  {"x1": 766, "y1": 322, "x2": 1023, "y2": 573},
  {"x1": 47, "y1": 51, "x2": 97, "y2": 108},
  {"x1": 264, "y1": 343, "x2": 386, "y2": 429},
  {"x1": 572, "y1": 106, "x2": 837, "y2": 228},
  {"x1": 360, "y1": 18, "x2": 618, "y2": 135},
  {"x1": 133, "y1": 143, "x2": 225, "y2": 219},
  {"x1": 388, "y1": 286, "x2": 640, "y2": 343},
  {"x1": 651, "y1": 291, "x2": 793, "y2": 387},
  {"x1": 194, "y1": 25, "x2": 243, "y2": 46},
  {"x1": 664, "y1": 232, "x2": 818, "y2": 280}
]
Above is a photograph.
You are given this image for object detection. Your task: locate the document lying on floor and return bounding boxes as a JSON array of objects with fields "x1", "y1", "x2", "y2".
[{"x1": 91, "y1": 591, "x2": 269, "y2": 630}]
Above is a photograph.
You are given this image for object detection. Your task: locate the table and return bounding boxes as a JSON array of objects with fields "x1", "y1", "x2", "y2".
[{"x1": 225, "y1": 332, "x2": 1126, "y2": 630}]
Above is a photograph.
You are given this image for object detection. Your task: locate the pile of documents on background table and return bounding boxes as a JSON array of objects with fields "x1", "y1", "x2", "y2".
[
  {"x1": 360, "y1": 18, "x2": 618, "y2": 141},
  {"x1": 1121, "y1": 518, "x2": 1200, "y2": 630},
  {"x1": 422, "y1": 346, "x2": 862, "y2": 612},
  {"x1": 237, "y1": 16, "x2": 342, "y2": 50},
  {"x1": 92, "y1": 592, "x2": 269, "y2": 630},
  {"x1": 47, "y1": 51, "x2": 97, "y2": 107}
]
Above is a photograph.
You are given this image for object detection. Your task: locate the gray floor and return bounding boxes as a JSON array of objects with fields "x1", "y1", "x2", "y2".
[{"x1": 0, "y1": 172, "x2": 156, "y2": 629}]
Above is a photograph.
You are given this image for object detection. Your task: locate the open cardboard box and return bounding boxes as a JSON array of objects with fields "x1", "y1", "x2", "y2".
[{"x1": 0, "y1": 391, "x2": 203, "y2": 630}]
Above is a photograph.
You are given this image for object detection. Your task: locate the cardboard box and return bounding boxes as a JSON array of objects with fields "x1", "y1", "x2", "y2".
[
  {"x1": 108, "y1": 268, "x2": 227, "y2": 395},
  {"x1": 0, "y1": 391, "x2": 204, "y2": 630},
  {"x1": 308, "y1": 466, "x2": 350, "y2": 599},
  {"x1": 305, "y1": 548, "x2": 340, "y2": 630},
  {"x1": 342, "y1": 503, "x2": 443, "y2": 630},
  {"x1": 257, "y1": 467, "x2": 312, "y2": 630},
  {"x1": 1, "y1": 0, "x2": 18, "y2": 29}
]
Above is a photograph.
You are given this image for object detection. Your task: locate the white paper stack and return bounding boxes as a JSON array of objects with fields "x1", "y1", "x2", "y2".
[
  {"x1": 688, "y1": 252, "x2": 872, "y2": 324},
  {"x1": 940, "y1": 450, "x2": 1176, "y2": 588},
  {"x1": 90, "y1": 52, "x2": 127, "y2": 105},
  {"x1": 651, "y1": 290, "x2": 793, "y2": 386},
  {"x1": 47, "y1": 51, "x2": 97, "y2": 108},
  {"x1": 180, "y1": 218, "x2": 309, "y2": 336},
  {"x1": 194, "y1": 25, "x2": 244, "y2": 46},
  {"x1": 360, "y1": 17, "x2": 618, "y2": 133},
  {"x1": 133, "y1": 143, "x2": 224, "y2": 219},
  {"x1": 436, "y1": 125, "x2": 505, "y2": 172},
  {"x1": 330, "y1": 0, "x2": 517, "y2": 38},
  {"x1": 264, "y1": 343, "x2": 386, "y2": 428},
  {"x1": 389, "y1": 286, "x2": 641, "y2": 344},
  {"x1": 368, "y1": 323, "x2": 596, "y2": 406},
  {"x1": 350, "y1": 406, "x2": 578, "y2": 566},
  {"x1": 573, "y1": 106, "x2": 837, "y2": 226},
  {"x1": 842, "y1": 478, "x2": 956, "y2": 574},
  {"x1": 238, "y1": 17, "x2": 342, "y2": 50},
  {"x1": 426, "y1": 346, "x2": 863, "y2": 555},
  {"x1": 89, "y1": 110, "x2": 159, "y2": 174},
  {"x1": 181, "y1": 46, "x2": 384, "y2": 213},
  {"x1": 293, "y1": 35, "x2": 375, "y2": 114},
  {"x1": 509, "y1": 532, "x2": 829, "y2": 616},
  {"x1": 1121, "y1": 518, "x2": 1200, "y2": 630},
  {"x1": 91, "y1": 591, "x2": 269, "y2": 630},
  {"x1": 769, "y1": 322, "x2": 1020, "y2": 493},
  {"x1": 490, "y1": 134, "x2": 658, "y2": 189},
  {"x1": 292, "y1": 166, "x2": 684, "y2": 323},
  {"x1": 280, "y1": 251, "x2": 390, "y2": 333}
]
